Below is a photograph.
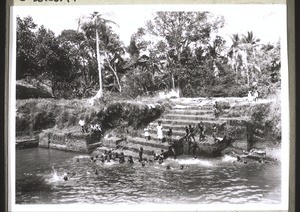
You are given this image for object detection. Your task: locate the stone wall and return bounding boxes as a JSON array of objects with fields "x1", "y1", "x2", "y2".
[{"x1": 39, "y1": 129, "x2": 102, "y2": 153}]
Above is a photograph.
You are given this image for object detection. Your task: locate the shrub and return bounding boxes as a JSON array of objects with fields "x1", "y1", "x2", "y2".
[
  {"x1": 17, "y1": 101, "x2": 37, "y2": 114},
  {"x1": 98, "y1": 101, "x2": 167, "y2": 131},
  {"x1": 67, "y1": 114, "x2": 77, "y2": 127},
  {"x1": 16, "y1": 115, "x2": 32, "y2": 135},
  {"x1": 208, "y1": 84, "x2": 249, "y2": 97},
  {"x1": 59, "y1": 111, "x2": 69, "y2": 126},
  {"x1": 32, "y1": 111, "x2": 56, "y2": 131},
  {"x1": 216, "y1": 101, "x2": 231, "y2": 110}
]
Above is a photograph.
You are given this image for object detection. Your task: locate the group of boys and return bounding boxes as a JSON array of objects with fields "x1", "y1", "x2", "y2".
[{"x1": 78, "y1": 118, "x2": 103, "y2": 135}]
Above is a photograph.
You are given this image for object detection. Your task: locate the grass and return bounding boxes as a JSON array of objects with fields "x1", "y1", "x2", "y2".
[
  {"x1": 16, "y1": 91, "x2": 281, "y2": 151},
  {"x1": 16, "y1": 93, "x2": 174, "y2": 137},
  {"x1": 16, "y1": 98, "x2": 101, "y2": 135}
]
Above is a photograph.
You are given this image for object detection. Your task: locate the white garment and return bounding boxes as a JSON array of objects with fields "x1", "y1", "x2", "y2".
[
  {"x1": 254, "y1": 91, "x2": 259, "y2": 98},
  {"x1": 144, "y1": 128, "x2": 149, "y2": 137},
  {"x1": 95, "y1": 124, "x2": 101, "y2": 131},
  {"x1": 157, "y1": 125, "x2": 163, "y2": 139},
  {"x1": 79, "y1": 119, "x2": 85, "y2": 127}
]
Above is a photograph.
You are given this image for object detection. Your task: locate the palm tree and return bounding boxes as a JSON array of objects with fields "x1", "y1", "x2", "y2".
[
  {"x1": 228, "y1": 32, "x2": 261, "y2": 86},
  {"x1": 241, "y1": 31, "x2": 261, "y2": 85},
  {"x1": 78, "y1": 12, "x2": 117, "y2": 99},
  {"x1": 241, "y1": 31, "x2": 260, "y2": 44},
  {"x1": 228, "y1": 34, "x2": 242, "y2": 83},
  {"x1": 230, "y1": 33, "x2": 240, "y2": 47}
]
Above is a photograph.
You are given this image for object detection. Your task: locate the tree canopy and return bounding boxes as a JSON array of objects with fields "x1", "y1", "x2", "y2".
[{"x1": 16, "y1": 12, "x2": 281, "y2": 99}]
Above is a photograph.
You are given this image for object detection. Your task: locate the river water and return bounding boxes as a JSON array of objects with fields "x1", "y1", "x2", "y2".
[{"x1": 16, "y1": 148, "x2": 281, "y2": 205}]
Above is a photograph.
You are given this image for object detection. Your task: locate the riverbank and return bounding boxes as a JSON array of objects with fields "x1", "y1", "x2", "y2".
[
  {"x1": 16, "y1": 95, "x2": 281, "y2": 160},
  {"x1": 16, "y1": 147, "x2": 281, "y2": 204}
]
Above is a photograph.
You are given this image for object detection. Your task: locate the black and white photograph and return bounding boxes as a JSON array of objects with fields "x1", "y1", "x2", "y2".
[{"x1": 8, "y1": 3, "x2": 289, "y2": 211}]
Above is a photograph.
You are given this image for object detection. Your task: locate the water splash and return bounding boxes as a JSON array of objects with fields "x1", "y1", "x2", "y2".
[
  {"x1": 74, "y1": 155, "x2": 90, "y2": 159},
  {"x1": 222, "y1": 155, "x2": 237, "y2": 163},
  {"x1": 51, "y1": 167, "x2": 60, "y2": 182},
  {"x1": 103, "y1": 161, "x2": 118, "y2": 166},
  {"x1": 177, "y1": 158, "x2": 213, "y2": 167}
]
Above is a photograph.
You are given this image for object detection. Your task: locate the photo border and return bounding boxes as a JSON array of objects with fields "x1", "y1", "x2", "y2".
[{"x1": 4, "y1": 0, "x2": 295, "y2": 211}]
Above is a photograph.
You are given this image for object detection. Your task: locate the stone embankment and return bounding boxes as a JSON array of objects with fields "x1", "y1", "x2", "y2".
[
  {"x1": 16, "y1": 136, "x2": 39, "y2": 149},
  {"x1": 93, "y1": 98, "x2": 257, "y2": 158},
  {"x1": 17, "y1": 97, "x2": 277, "y2": 161},
  {"x1": 39, "y1": 127, "x2": 102, "y2": 153}
]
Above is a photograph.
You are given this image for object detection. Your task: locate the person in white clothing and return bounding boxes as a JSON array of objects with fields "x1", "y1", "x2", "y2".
[
  {"x1": 247, "y1": 91, "x2": 253, "y2": 102},
  {"x1": 79, "y1": 119, "x2": 87, "y2": 133},
  {"x1": 157, "y1": 121, "x2": 163, "y2": 143},
  {"x1": 253, "y1": 90, "x2": 259, "y2": 102},
  {"x1": 144, "y1": 126, "x2": 150, "y2": 140}
]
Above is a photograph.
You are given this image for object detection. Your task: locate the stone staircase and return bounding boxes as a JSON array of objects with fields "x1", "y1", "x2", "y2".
[
  {"x1": 149, "y1": 102, "x2": 248, "y2": 140},
  {"x1": 94, "y1": 99, "x2": 250, "y2": 159}
]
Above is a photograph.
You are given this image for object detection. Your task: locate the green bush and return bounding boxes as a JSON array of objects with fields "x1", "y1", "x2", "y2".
[
  {"x1": 32, "y1": 111, "x2": 56, "y2": 131},
  {"x1": 216, "y1": 101, "x2": 231, "y2": 110},
  {"x1": 98, "y1": 101, "x2": 167, "y2": 130},
  {"x1": 16, "y1": 115, "x2": 32, "y2": 135},
  {"x1": 58, "y1": 111, "x2": 69, "y2": 127},
  {"x1": 17, "y1": 101, "x2": 37, "y2": 114},
  {"x1": 67, "y1": 114, "x2": 77, "y2": 127},
  {"x1": 208, "y1": 84, "x2": 249, "y2": 97}
]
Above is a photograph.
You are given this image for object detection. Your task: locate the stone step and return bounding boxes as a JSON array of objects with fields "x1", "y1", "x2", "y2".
[
  {"x1": 149, "y1": 122, "x2": 235, "y2": 131},
  {"x1": 87, "y1": 142, "x2": 102, "y2": 150},
  {"x1": 125, "y1": 135, "x2": 170, "y2": 149},
  {"x1": 145, "y1": 129, "x2": 242, "y2": 141},
  {"x1": 93, "y1": 146, "x2": 141, "y2": 159},
  {"x1": 154, "y1": 118, "x2": 227, "y2": 126},
  {"x1": 155, "y1": 117, "x2": 247, "y2": 126},
  {"x1": 146, "y1": 124, "x2": 248, "y2": 140},
  {"x1": 117, "y1": 141, "x2": 167, "y2": 156},
  {"x1": 148, "y1": 124, "x2": 225, "y2": 136},
  {"x1": 16, "y1": 137, "x2": 39, "y2": 149},
  {"x1": 162, "y1": 114, "x2": 216, "y2": 121},
  {"x1": 134, "y1": 131, "x2": 185, "y2": 141},
  {"x1": 169, "y1": 109, "x2": 214, "y2": 115},
  {"x1": 173, "y1": 105, "x2": 214, "y2": 110}
]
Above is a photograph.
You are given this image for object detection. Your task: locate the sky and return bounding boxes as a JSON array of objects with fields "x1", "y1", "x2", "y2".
[{"x1": 13, "y1": 4, "x2": 286, "y2": 46}]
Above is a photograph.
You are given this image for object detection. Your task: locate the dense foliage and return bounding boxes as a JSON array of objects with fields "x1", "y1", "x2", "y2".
[
  {"x1": 16, "y1": 12, "x2": 281, "y2": 99},
  {"x1": 15, "y1": 97, "x2": 172, "y2": 136}
]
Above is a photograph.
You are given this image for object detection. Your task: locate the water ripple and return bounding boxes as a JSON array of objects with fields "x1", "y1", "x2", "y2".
[{"x1": 16, "y1": 148, "x2": 281, "y2": 204}]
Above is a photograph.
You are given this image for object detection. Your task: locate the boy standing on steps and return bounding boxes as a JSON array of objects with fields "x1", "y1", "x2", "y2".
[
  {"x1": 188, "y1": 124, "x2": 196, "y2": 142},
  {"x1": 144, "y1": 126, "x2": 150, "y2": 141},
  {"x1": 157, "y1": 121, "x2": 163, "y2": 143},
  {"x1": 197, "y1": 121, "x2": 205, "y2": 141},
  {"x1": 139, "y1": 147, "x2": 144, "y2": 162},
  {"x1": 213, "y1": 101, "x2": 221, "y2": 118},
  {"x1": 212, "y1": 123, "x2": 218, "y2": 140},
  {"x1": 184, "y1": 125, "x2": 191, "y2": 154},
  {"x1": 185, "y1": 126, "x2": 190, "y2": 139},
  {"x1": 79, "y1": 118, "x2": 88, "y2": 133},
  {"x1": 166, "y1": 128, "x2": 173, "y2": 144}
]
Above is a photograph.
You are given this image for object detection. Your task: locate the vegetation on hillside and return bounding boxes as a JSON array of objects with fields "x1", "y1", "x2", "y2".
[
  {"x1": 16, "y1": 12, "x2": 281, "y2": 99},
  {"x1": 16, "y1": 12, "x2": 282, "y2": 148},
  {"x1": 16, "y1": 94, "x2": 173, "y2": 136}
]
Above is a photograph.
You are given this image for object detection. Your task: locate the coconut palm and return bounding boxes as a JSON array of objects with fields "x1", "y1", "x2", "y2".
[
  {"x1": 241, "y1": 31, "x2": 260, "y2": 44},
  {"x1": 230, "y1": 33, "x2": 240, "y2": 47},
  {"x1": 228, "y1": 31, "x2": 261, "y2": 86},
  {"x1": 78, "y1": 12, "x2": 117, "y2": 99}
]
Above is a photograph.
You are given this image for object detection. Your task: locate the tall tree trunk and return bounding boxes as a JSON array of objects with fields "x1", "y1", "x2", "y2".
[
  {"x1": 104, "y1": 54, "x2": 122, "y2": 92},
  {"x1": 246, "y1": 68, "x2": 250, "y2": 86},
  {"x1": 171, "y1": 72, "x2": 175, "y2": 90},
  {"x1": 95, "y1": 29, "x2": 103, "y2": 98},
  {"x1": 235, "y1": 66, "x2": 238, "y2": 83}
]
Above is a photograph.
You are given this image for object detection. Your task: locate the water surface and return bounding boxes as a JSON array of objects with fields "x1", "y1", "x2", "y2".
[{"x1": 16, "y1": 148, "x2": 281, "y2": 204}]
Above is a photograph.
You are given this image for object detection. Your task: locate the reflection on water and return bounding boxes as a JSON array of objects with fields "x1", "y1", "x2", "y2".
[{"x1": 16, "y1": 148, "x2": 281, "y2": 204}]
